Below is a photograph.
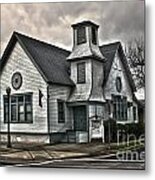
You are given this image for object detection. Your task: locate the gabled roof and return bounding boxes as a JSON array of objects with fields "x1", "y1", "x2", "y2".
[
  {"x1": 100, "y1": 42, "x2": 136, "y2": 92},
  {"x1": 0, "y1": 32, "x2": 75, "y2": 86},
  {"x1": 0, "y1": 32, "x2": 136, "y2": 91}
]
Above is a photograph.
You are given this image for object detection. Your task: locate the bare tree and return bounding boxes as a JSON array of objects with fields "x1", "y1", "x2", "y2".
[{"x1": 125, "y1": 38, "x2": 145, "y2": 89}]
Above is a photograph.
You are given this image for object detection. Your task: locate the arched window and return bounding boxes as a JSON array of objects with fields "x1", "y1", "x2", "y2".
[{"x1": 116, "y1": 76, "x2": 122, "y2": 92}]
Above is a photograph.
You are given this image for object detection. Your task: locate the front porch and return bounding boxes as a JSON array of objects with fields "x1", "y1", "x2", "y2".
[{"x1": 51, "y1": 102, "x2": 106, "y2": 144}]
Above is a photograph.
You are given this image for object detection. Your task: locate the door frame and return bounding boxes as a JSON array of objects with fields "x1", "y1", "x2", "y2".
[
  {"x1": 67, "y1": 102, "x2": 90, "y2": 142},
  {"x1": 73, "y1": 105, "x2": 87, "y2": 131}
]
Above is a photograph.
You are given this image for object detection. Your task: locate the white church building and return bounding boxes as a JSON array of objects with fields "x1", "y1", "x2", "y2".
[{"x1": 0, "y1": 21, "x2": 138, "y2": 144}]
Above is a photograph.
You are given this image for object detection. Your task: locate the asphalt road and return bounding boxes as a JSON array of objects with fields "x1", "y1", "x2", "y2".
[{"x1": 10, "y1": 156, "x2": 145, "y2": 170}]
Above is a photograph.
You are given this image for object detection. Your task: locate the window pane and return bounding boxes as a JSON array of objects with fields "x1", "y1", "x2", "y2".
[
  {"x1": 25, "y1": 94, "x2": 32, "y2": 103},
  {"x1": 97, "y1": 106, "x2": 103, "y2": 117},
  {"x1": 77, "y1": 26, "x2": 86, "y2": 45},
  {"x1": 19, "y1": 105, "x2": 24, "y2": 113},
  {"x1": 4, "y1": 114, "x2": 8, "y2": 122},
  {"x1": 18, "y1": 96, "x2": 23, "y2": 103},
  {"x1": 116, "y1": 77, "x2": 122, "y2": 93},
  {"x1": 26, "y1": 113, "x2": 32, "y2": 121},
  {"x1": 11, "y1": 96, "x2": 16, "y2": 103},
  {"x1": 4, "y1": 96, "x2": 9, "y2": 122},
  {"x1": 77, "y1": 63, "x2": 85, "y2": 83},
  {"x1": 112, "y1": 95, "x2": 127, "y2": 121},
  {"x1": 5, "y1": 105, "x2": 8, "y2": 113},
  {"x1": 4, "y1": 104, "x2": 8, "y2": 122},
  {"x1": 26, "y1": 104, "x2": 31, "y2": 112},
  {"x1": 58, "y1": 101, "x2": 65, "y2": 123},
  {"x1": 92, "y1": 27, "x2": 97, "y2": 45},
  {"x1": 19, "y1": 113, "x2": 24, "y2": 122},
  {"x1": 59, "y1": 103, "x2": 63, "y2": 111},
  {"x1": 11, "y1": 104, "x2": 17, "y2": 121}
]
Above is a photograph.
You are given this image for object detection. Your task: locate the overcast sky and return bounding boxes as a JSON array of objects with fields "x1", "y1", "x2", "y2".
[{"x1": 0, "y1": 0, "x2": 144, "y2": 56}]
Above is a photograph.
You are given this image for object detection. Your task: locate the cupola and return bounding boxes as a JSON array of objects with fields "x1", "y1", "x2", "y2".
[{"x1": 67, "y1": 20, "x2": 105, "y2": 61}]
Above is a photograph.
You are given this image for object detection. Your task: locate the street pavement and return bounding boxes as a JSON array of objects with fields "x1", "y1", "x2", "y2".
[
  {"x1": 11, "y1": 156, "x2": 145, "y2": 170},
  {"x1": 0, "y1": 142, "x2": 145, "y2": 170}
]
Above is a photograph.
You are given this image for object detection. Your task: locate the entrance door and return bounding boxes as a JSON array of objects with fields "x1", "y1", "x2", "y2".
[{"x1": 73, "y1": 106, "x2": 87, "y2": 131}]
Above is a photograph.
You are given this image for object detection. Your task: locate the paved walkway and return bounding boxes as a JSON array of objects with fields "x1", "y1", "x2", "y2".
[
  {"x1": 0, "y1": 142, "x2": 144, "y2": 165},
  {"x1": 0, "y1": 142, "x2": 109, "y2": 164}
]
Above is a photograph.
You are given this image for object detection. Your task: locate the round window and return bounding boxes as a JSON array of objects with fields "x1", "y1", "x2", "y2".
[
  {"x1": 116, "y1": 77, "x2": 122, "y2": 92},
  {"x1": 11, "y1": 72, "x2": 23, "y2": 90}
]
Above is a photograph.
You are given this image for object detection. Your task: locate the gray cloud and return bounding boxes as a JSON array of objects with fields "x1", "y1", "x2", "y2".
[{"x1": 0, "y1": 1, "x2": 144, "y2": 56}]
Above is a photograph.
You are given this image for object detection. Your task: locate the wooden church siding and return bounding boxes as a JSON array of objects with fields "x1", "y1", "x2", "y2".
[
  {"x1": 89, "y1": 60, "x2": 105, "y2": 102},
  {"x1": 104, "y1": 50, "x2": 133, "y2": 101},
  {"x1": 48, "y1": 85, "x2": 72, "y2": 133},
  {"x1": 104, "y1": 50, "x2": 137, "y2": 123},
  {"x1": 0, "y1": 42, "x2": 48, "y2": 133},
  {"x1": 68, "y1": 59, "x2": 92, "y2": 102}
]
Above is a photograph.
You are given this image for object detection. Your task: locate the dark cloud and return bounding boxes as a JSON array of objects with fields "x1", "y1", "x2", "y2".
[{"x1": 0, "y1": 1, "x2": 144, "y2": 56}]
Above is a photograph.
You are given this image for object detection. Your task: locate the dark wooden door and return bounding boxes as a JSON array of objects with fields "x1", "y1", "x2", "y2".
[{"x1": 73, "y1": 106, "x2": 87, "y2": 131}]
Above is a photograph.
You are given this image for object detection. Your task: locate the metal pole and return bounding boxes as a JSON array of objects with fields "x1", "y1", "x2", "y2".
[
  {"x1": 6, "y1": 87, "x2": 11, "y2": 148},
  {"x1": 108, "y1": 119, "x2": 111, "y2": 149},
  {"x1": 108, "y1": 101, "x2": 112, "y2": 149}
]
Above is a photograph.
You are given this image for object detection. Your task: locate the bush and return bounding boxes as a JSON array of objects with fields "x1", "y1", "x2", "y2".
[
  {"x1": 104, "y1": 118, "x2": 117, "y2": 143},
  {"x1": 103, "y1": 118, "x2": 145, "y2": 144},
  {"x1": 117, "y1": 122, "x2": 145, "y2": 139}
]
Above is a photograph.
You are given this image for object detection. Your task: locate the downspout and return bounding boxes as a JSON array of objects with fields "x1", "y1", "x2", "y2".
[{"x1": 47, "y1": 85, "x2": 51, "y2": 144}]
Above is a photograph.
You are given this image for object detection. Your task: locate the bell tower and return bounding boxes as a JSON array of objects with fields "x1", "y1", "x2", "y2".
[
  {"x1": 67, "y1": 21, "x2": 105, "y2": 103},
  {"x1": 67, "y1": 21, "x2": 104, "y2": 61}
]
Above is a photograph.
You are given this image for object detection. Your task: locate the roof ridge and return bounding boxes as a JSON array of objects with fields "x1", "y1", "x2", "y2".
[
  {"x1": 14, "y1": 31, "x2": 70, "y2": 54},
  {"x1": 100, "y1": 41, "x2": 121, "y2": 48}
]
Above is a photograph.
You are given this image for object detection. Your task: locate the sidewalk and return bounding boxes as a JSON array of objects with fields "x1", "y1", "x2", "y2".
[
  {"x1": 0, "y1": 142, "x2": 108, "y2": 165},
  {"x1": 0, "y1": 141, "x2": 144, "y2": 165}
]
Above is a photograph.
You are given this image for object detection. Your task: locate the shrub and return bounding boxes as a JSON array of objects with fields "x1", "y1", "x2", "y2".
[{"x1": 104, "y1": 119, "x2": 145, "y2": 144}]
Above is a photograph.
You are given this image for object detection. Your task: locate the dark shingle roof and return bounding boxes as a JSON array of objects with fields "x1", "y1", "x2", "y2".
[
  {"x1": 72, "y1": 20, "x2": 99, "y2": 28},
  {"x1": 100, "y1": 41, "x2": 136, "y2": 92},
  {"x1": 0, "y1": 32, "x2": 135, "y2": 91},
  {"x1": 0, "y1": 32, "x2": 75, "y2": 86}
]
